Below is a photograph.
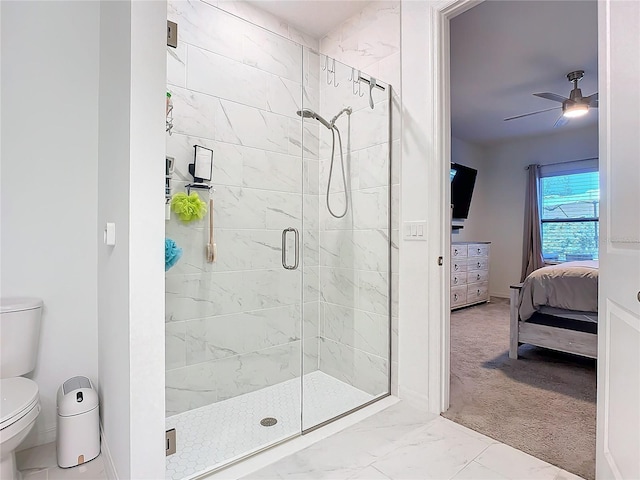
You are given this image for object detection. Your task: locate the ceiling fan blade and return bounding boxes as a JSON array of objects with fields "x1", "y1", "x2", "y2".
[
  {"x1": 553, "y1": 115, "x2": 569, "y2": 128},
  {"x1": 533, "y1": 92, "x2": 569, "y2": 103},
  {"x1": 586, "y1": 92, "x2": 598, "y2": 107},
  {"x1": 504, "y1": 106, "x2": 561, "y2": 122}
]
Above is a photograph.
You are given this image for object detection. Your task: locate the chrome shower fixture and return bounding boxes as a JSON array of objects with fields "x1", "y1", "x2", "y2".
[
  {"x1": 296, "y1": 106, "x2": 353, "y2": 219},
  {"x1": 296, "y1": 109, "x2": 332, "y2": 130},
  {"x1": 330, "y1": 107, "x2": 352, "y2": 126}
]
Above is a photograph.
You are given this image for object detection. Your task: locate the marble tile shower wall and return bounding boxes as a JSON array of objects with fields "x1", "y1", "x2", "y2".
[
  {"x1": 319, "y1": 1, "x2": 401, "y2": 396},
  {"x1": 165, "y1": 0, "x2": 321, "y2": 416}
]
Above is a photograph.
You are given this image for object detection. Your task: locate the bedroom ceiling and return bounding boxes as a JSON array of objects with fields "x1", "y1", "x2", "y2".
[
  {"x1": 450, "y1": 0, "x2": 598, "y2": 145},
  {"x1": 245, "y1": 0, "x2": 372, "y2": 39}
]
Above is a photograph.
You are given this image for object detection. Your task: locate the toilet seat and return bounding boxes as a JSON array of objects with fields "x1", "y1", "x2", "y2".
[{"x1": 0, "y1": 378, "x2": 39, "y2": 430}]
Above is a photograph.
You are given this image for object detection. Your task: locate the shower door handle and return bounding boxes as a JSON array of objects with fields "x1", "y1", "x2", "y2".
[{"x1": 282, "y1": 227, "x2": 300, "y2": 270}]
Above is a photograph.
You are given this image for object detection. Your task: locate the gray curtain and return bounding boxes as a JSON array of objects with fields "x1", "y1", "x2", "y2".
[{"x1": 521, "y1": 165, "x2": 545, "y2": 281}]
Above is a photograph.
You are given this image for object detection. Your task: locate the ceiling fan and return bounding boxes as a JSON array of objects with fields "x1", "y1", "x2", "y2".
[{"x1": 504, "y1": 70, "x2": 598, "y2": 127}]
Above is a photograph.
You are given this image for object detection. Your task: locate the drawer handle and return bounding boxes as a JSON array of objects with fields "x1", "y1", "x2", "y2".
[
  {"x1": 477, "y1": 289, "x2": 481, "y2": 295},
  {"x1": 477, "y1": 262, "x2": 481, "y2": 268},
  {"x1": 454, "y1": 277, "x2": 458, "y2": 284},
  {"x1": 477, "y1": 248, "x2": 481, "y2": 254},
  {"x1": 454, "y1": 249, "x2": 458, "y2": 255},
  {"x1": 454, "y1": 293, "x2": 459, "y2": 301},
  {"x1": 454, "y1": 264, "x2": 459, "y2": 271},
  {"x1": 477, "y1": 274, "x2": 481, "y2": 281}
]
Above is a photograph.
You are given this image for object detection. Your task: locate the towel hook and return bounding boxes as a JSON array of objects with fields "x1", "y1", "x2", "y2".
[{"x1": 332, "y1": 58, "x2": 339, "y2": 88}]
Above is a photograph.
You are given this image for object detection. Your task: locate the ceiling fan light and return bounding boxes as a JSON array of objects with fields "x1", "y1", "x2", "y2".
[{"x1": 563, "y1": 103, "x2": 589, "y2": 118}]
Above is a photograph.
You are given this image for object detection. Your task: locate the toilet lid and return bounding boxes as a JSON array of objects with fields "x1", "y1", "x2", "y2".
[{"x1": 0, "y1": 377, "x2": 39, "y2": 429}]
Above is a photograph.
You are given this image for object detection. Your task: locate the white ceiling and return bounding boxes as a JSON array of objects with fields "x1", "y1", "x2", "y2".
[
  {"x1": 450, "y1": 1, "x2": 598, "y2": 145},
  {"x1": 246, "y1": 0, "x2": 372, "y2": 39}
]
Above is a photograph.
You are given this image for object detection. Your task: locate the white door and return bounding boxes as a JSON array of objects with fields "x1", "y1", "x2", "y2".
[{"x1": 596, "y1": 2, "x2": 640, "y2": 479}]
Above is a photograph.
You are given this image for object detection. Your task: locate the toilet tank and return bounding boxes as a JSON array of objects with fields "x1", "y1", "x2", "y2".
[{"x1": 0, "y1": 297, "x2": 43, "y2": 379}]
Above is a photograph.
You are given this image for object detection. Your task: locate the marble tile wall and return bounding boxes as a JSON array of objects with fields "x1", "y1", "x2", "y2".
[
  {"x1": 165, "y1": 0, "x2": 399, "y2": 417},
  {"x1": 318, "y1": 1, "x2": 401, "y2": 396},
  {"x1": 165, "y1": 0, "x2": 320, "y2": 417}
]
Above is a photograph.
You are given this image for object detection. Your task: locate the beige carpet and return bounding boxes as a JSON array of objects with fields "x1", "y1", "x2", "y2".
[{"x1": 442, "y1": 298, "x2": 596, "y2": 480}]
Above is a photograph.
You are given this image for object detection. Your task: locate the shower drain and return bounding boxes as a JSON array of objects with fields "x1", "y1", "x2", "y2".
[{"x1": 260, "y1": 417, "x2": 278, "y2": 427}]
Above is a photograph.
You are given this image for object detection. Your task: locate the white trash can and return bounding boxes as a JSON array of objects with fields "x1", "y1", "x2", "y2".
[{"x1": 56, "y1": 376, "x2": 100, "y2": 468}]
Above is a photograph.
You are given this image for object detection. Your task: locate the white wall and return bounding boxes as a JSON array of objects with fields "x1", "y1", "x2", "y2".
[
  {"x1": 398, "y1": 0, "x2": 439, "y2": 409},
  {"x1": 0, "y1": 0, "x2": 99, "y2": 448},
  {"x1": 472, "y1": 125, "x2": 599, "y2": 298},
  {"x1": 98, "y1": 1, "x2": 166, "y2": 478}
]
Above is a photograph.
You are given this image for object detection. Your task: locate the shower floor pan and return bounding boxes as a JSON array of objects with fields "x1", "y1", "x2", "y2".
[{"x1": 165, "y1": 370, "x2": 375, "y2": 480}]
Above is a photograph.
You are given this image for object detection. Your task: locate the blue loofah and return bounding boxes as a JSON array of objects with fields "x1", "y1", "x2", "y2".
[{"x1": 165, "y1": 238, "x2": 183, "y2": 271}]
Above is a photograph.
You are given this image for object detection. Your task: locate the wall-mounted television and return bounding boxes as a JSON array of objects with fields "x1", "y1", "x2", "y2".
[{"x1": 450, "y1": 162, "x2": 477, "y2": 219}]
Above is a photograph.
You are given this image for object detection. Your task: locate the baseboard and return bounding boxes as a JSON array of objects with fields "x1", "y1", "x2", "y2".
[
  {"x1": 490, "y1": 292, "x2": 510, "y2": 300},
  {"x1": 100, "y1": 426, "x2": 118, "y2": 480},
  {"x1": 397, "y1": 385, "x2": 430, "y2": 411}
]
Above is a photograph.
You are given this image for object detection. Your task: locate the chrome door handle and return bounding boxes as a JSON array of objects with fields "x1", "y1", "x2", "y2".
[{"x1": 281, "y1": 227, "x2": 300, "y2": 270}]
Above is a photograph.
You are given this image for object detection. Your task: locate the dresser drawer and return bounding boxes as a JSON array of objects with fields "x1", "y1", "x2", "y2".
[
  {"x1": 451, "y1": 272, "x2": 466, "y2": 286},
  {"x1": 451, "y1": 285, "x2": 468, "y2": 307},
  {"x1": 467, "y1": 258, "x2": 488, "y2": 271},
  {"x1": 467, "y1": 282, "x2": 489, "y2": 302},
  {"x1": 451, "y1": 259, "x2": 468, "y2": 273},
  {"x1": 468, "y1": 244, "x2": 490, "y2": 257},
  {"x1": 467, "y1": 270, "x2": 489, "y2": 284},
  {"x1": 451, "y1": 244, "x2": 468, "y2": 258}
]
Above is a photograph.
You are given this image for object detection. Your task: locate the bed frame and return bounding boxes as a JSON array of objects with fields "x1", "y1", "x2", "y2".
[{"x1": 509, "y1": 283, "x2": 598, "y2": 359}]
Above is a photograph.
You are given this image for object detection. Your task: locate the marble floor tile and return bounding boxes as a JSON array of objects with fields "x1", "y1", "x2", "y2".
[
  {"x1": 347, "y1": 465, "x2": 391, "y2": 479},
  {"x1": 451, "y1": 460, "x2": 509, "y2": 480},
  {"x1": 473, "y1": 443, "x2": 561, "y2": 480},
  {"x1": 243, "y1": 402, "x2": 585, "y2": 480},
  {"x1": 17, "y1": 442, "x2": 106, "y2": 480},
  {"x1": 368, "y1": 417, "x2": 494, "y2": 479},
  {"x1": 555, "y1": 469, "x2": 587, "y2": 480}
]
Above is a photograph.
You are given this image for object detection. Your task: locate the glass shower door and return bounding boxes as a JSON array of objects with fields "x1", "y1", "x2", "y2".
[
  {"x1": 164, "y1": 3, "x2": 305, "y2": 476},
  {"x1": 300, "y1": 50, "x2": 392, "y2": 431}
]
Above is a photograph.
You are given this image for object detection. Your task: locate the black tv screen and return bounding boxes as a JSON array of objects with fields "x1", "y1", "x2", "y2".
[{"x1": 450, "y1": 163, "x2": 477, "y2": 219}]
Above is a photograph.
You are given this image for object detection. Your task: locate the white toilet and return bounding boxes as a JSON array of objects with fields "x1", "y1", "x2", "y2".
[{"x1": 0, "y1": 297, "x2": 43, "y2": 480}]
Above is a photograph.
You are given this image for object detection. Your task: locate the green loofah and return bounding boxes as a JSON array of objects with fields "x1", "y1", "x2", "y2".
[{"x1": 171, "y1": 192, "x2": 207, "y2": 222}]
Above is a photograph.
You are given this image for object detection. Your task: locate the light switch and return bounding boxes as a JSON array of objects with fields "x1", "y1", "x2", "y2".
[
  {"x1": 403, "y1": 221, "x2": 427, "y2": 241},
  {"x1": 104, "y1": 223, "x2": 116, "y2": 246}
]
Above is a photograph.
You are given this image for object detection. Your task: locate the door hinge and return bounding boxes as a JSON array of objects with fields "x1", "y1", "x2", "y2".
[
  {"x1": 166, "y1": 428, "x2": 176, "y2": 456},
  {"x1": 167, "y1": 21, "x2": 178, "y2": 48}
]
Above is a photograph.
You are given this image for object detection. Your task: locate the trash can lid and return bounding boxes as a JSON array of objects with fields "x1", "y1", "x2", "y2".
[{"x1": 57, "y1": 376, "x2": 98, "y2": 417}]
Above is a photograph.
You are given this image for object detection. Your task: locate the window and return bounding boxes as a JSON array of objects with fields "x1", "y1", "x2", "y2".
[{"x1": 540, "y1": 170, "x2": 599, "y2": 262}]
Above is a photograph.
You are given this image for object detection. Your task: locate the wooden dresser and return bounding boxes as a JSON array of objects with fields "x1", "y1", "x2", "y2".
[{"x1": 451, "y1": 242, "x2": 491, "y2": 309}]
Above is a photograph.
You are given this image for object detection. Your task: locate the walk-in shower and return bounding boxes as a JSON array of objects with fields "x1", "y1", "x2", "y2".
[
  {"x1": 297, "y1": 107, "x2": 352, "y2": 218},
  {"x1": 165, "y1": 2, "x2": 392, "y2": 478}
]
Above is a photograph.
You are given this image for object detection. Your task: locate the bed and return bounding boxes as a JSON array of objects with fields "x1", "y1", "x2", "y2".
[{"x1": 509, "y1": 260, "x2": 598, "y2": 359}]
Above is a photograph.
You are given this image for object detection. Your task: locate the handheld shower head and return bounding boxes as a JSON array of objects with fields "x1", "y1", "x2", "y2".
[{"x1": 296, "y1": 108, "x2": 332, "y2": 129}]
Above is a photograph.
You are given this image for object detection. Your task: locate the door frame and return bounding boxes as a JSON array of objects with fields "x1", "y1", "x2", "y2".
[{"x1": 429, "y1": 0, "x2": 608, "y2": 414}]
